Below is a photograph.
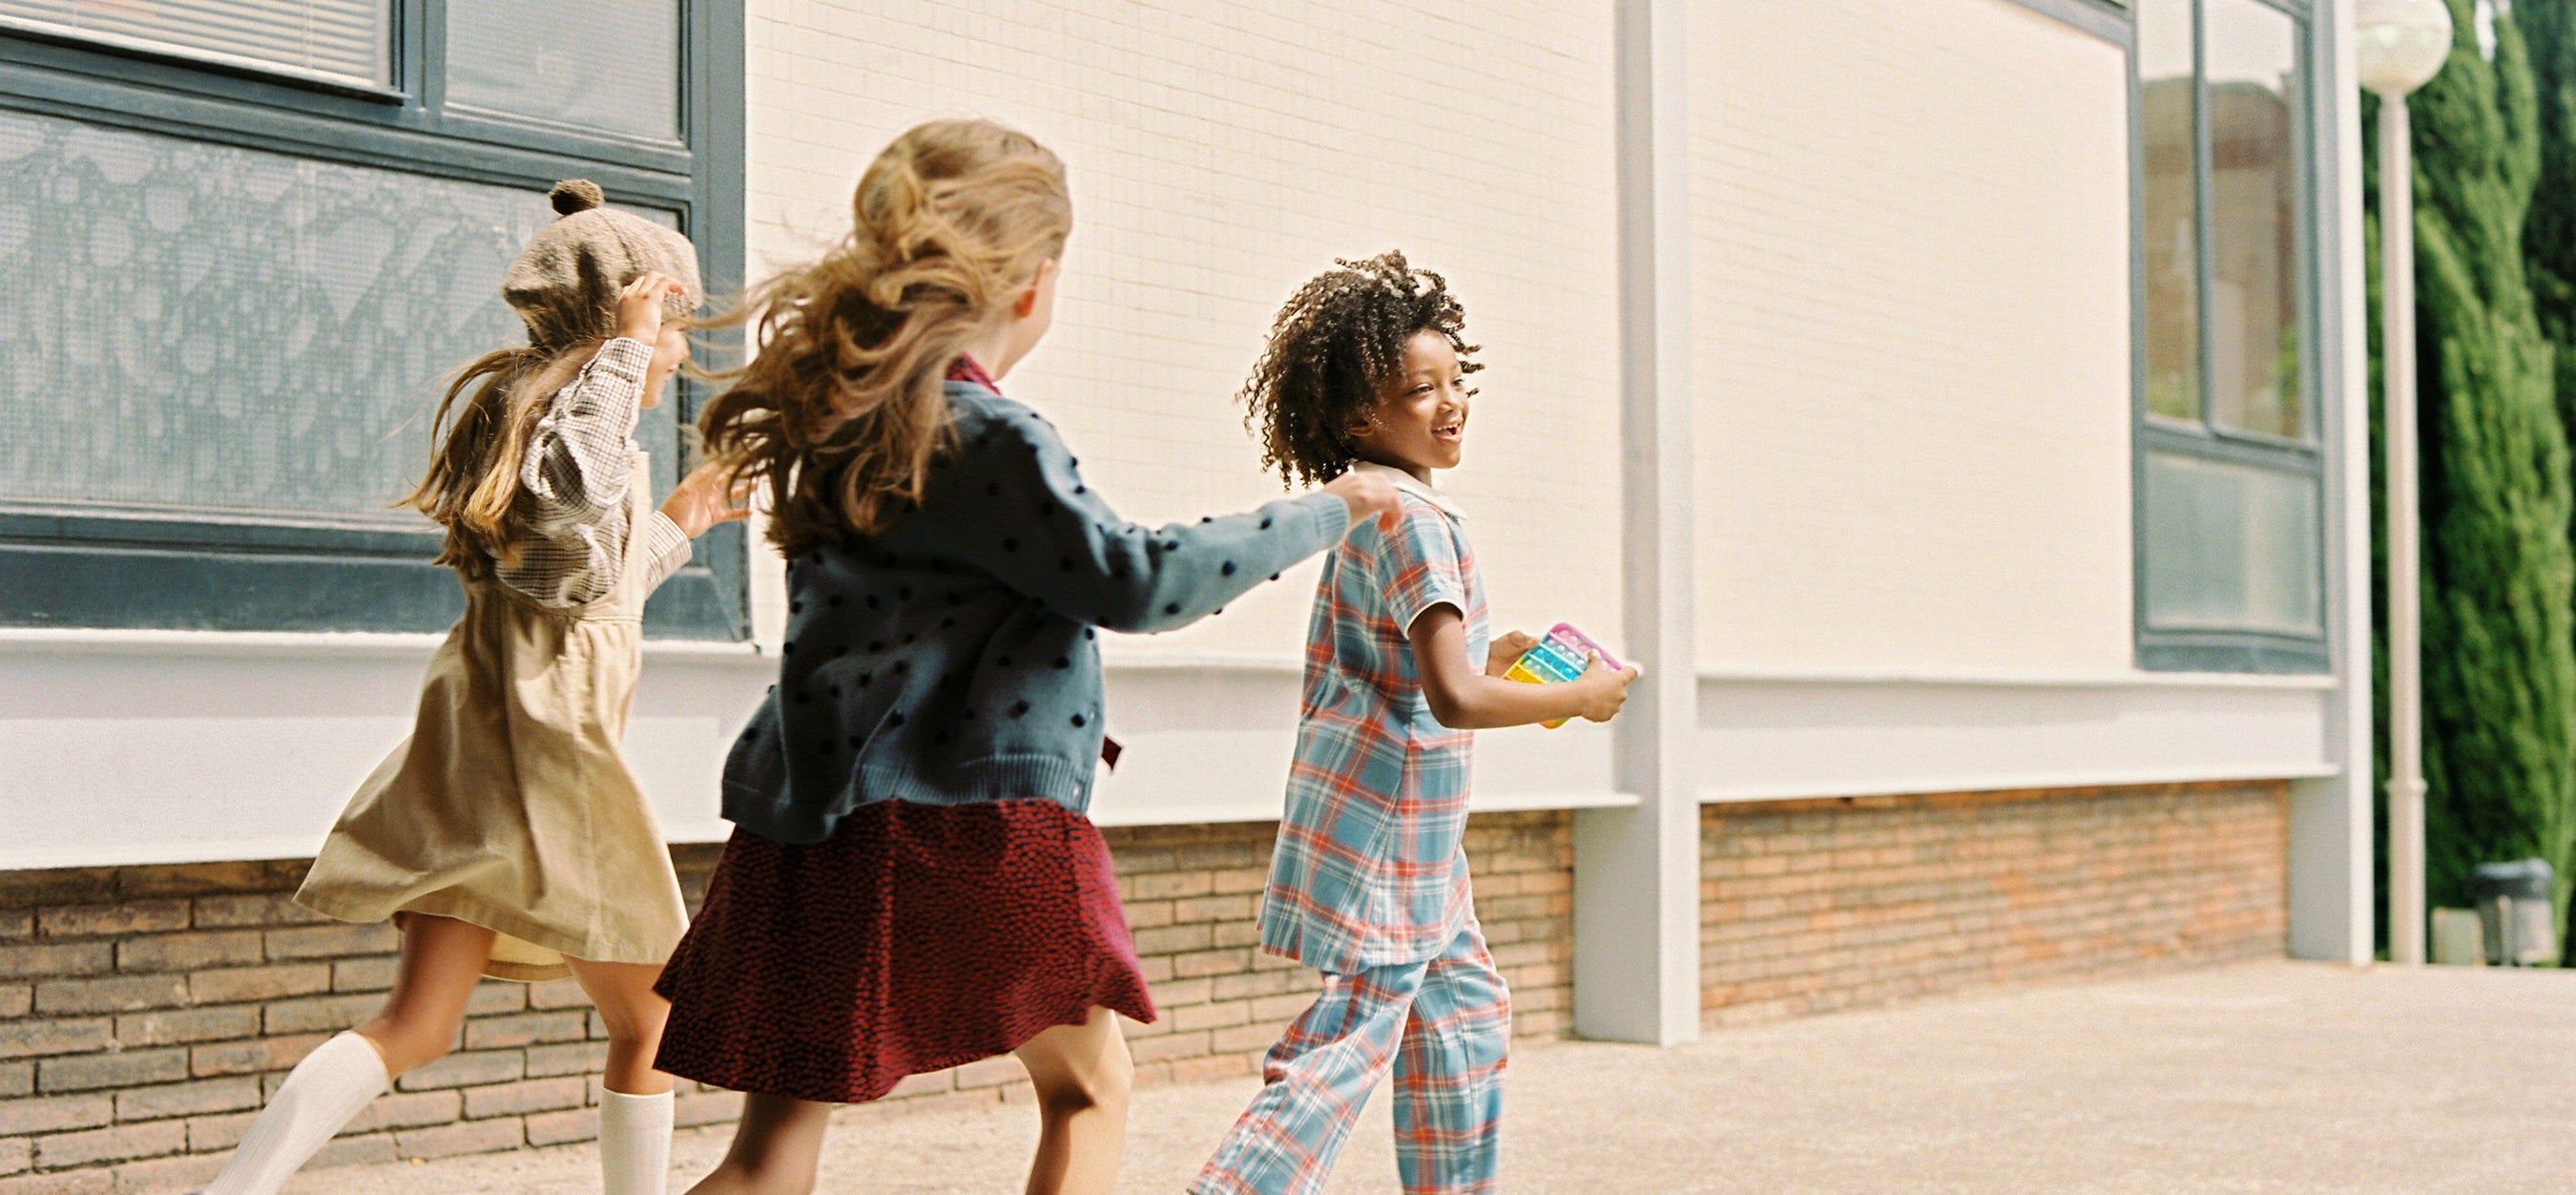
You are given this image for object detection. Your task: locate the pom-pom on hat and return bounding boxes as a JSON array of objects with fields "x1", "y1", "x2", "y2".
[{"x1": 500, "y1": 179, "x2": 704, "y2": 350}]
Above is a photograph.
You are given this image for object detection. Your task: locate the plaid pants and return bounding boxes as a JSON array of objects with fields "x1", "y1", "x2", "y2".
[{"x1": 1193, "y1": 920, "x2": 1510, "y2": 1195}]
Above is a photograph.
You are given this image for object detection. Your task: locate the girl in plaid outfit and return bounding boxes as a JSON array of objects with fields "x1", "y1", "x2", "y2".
[{"x1": 1195, "y1": 253, "x2": 1640, "y2": 1195}]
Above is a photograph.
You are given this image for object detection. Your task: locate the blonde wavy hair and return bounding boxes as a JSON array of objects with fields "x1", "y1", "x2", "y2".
[
  {"x1": 696, "y1": 118, "x2": 1071, "y2": 557},
  {"x1": 401, "y1": 338, "x2": 605, "y2": 576}
]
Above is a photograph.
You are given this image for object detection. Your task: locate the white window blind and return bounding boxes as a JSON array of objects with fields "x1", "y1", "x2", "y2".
[{"x1": 0, "y1": 0, "x2": 390, "y2": 88}]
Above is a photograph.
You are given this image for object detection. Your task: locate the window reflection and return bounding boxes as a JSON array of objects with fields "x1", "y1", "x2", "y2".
[
  {"x1": 2204, "y1": 0, "x2": 2304, "y2": 439},
  {"x1": 2140, "y1": 0, "x2": 2200, "y2": 422},
  {"x1": 447, "y1": 0, "x2": 682, "y2": 142}
]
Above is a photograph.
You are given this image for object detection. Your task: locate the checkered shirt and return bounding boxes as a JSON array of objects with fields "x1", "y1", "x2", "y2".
[
  {"x1": 492, "y1": 336, "x2": 692, "y2": 608},
  {"x1": 1257, "y1": 467, "x2": 1486, "y2": 975}
]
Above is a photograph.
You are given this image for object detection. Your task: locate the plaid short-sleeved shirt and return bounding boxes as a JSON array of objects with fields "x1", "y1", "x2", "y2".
[{"x1": 1257, "y1": 463, "x2": 1487, "y2": 975}]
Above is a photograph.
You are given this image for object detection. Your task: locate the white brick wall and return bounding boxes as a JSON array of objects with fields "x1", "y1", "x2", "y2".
[
  {"x1": 1689, "y1": 0, "x2": 2136, "y2": 675},
  {"x1": 741, "y1": 0, "x2": 1626, "y2": 659}
]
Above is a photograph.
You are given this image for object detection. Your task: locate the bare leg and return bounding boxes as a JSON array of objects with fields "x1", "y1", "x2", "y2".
[
  {"x1": 1013, "y1": 1007, "x2": 1135, "y2": 1195},
  {"x1": 203, "y1": 916, "x2": 493, "y2": 1193},
  {"x1": 679, "y1": 1093, "x2": 834, "y2": 1195},
  {"x1": 354, "y1": 913, "x2": 498, "y2": 1077},
  {"x1": 565, "y1": 957, "x2": 675, "y2": 1096}
]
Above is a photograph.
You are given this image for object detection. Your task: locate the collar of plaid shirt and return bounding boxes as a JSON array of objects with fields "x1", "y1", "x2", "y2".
[{"x1": 1349, "y1": 459, "x2": 1465, "y2": 522}]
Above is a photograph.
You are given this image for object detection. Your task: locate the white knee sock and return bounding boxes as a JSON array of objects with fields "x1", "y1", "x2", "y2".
[
  {"x1": 597, "y1": 1087, "x2": 674, "y2": 1195},
  {"x1": 200, "y1": 1031, "x2": 389, "y2": 1195}
]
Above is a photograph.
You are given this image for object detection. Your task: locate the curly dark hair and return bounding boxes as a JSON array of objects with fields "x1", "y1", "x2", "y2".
[{"x1": 1239, "y1": 250, "x2": 1481, "y2": 488}]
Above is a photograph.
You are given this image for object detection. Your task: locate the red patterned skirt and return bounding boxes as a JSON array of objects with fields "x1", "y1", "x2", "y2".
[{"x1": 652, "y1": 798, "x2": 1156, "y2": 1104}]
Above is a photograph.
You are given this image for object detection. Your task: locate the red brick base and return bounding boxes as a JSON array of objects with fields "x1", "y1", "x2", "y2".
[
  {"x1": 0, "y1": 782, "x2": 2292, "y2": 1189},
  {"x1": 1701, "y1": 781, "x2": 2289, "y2": 1025},
  {"x1": 0, "y1": 811, "x2": 1571, "y2": 1191}
]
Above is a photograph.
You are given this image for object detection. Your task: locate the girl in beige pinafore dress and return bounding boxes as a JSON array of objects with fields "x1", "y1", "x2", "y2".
[
  {"x1": 200, "y1": 180, "x2": 746, "y2": 1195},
  {"x1": 296, "y1": 456, "x2": 687, "y2": 981}
]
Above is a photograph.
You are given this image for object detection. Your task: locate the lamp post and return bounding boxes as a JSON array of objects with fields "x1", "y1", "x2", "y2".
[{"x1": 2356, "y1": 0, "x2": 2453, "y2": 966}]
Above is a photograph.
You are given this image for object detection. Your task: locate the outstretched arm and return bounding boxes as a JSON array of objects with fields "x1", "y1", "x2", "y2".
[{"x1": 932, "y1": 409, "x2": 1398, "y2": 632}]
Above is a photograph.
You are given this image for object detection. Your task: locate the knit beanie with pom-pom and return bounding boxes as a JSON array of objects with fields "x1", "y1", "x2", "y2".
[{"x1": 501, "y1": 179, "x2": 704, "y2": 350}]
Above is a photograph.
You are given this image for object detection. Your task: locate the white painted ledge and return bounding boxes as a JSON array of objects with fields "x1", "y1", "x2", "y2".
[
  {"x1": 2, "y1": 639, "x2": 2341, "y2": 869},
  {"x1": 0, "y1": 626, "x2": 770, "y2": 665},
  {"x1": 1696, "y1": 670, "x2": 2342, "y2": 806},
  {"x1": 1699, "y1": 662, "x2": 2338, "y2": 690}
]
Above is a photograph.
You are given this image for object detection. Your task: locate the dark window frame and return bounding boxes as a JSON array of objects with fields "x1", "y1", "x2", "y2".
[
  {"x1": 0, "y1": 0, "x2": 749, "y2": 639},
  {"x1": 2129, "y1": 0, "x2": 2330, "y2": 673}
]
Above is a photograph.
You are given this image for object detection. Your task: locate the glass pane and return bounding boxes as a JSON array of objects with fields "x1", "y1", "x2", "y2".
[
  {"x1": 2204, "y1": 0, "x2": 2305, "y2": 438},
  {"x1": 0, "y1": 108, "x2": 681, "y2": 524},
  {"x1": 2141, "y1": 450, "x2": 2322, "y2": 636},
  {"x1": 0, "y1": 0, "x2": 388, "y2": 87},
  {"x1": 447, "y1": 0, "x2": 681, "y2": 142},
  {"x1": 2139, "y1": 0, "x2": 2201, "y2": 422}
]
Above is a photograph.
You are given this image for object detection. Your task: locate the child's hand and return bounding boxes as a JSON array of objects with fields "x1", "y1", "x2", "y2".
[
  {"x1": 615, "y1": 271, "x2": 686, "y2": 344},
  {"x1": 1571, "y1": 652, "x2": 1642, "y2": 723},
  {"x1": 660, "y1": 460, "x2": 751, "y2": 538},
  {"x1": 1486, "y1": 630, "x2": 1540, "y2": 678},
  {"x1": 1322, "y1": 470, "x2": 1402, "y2": 534}
]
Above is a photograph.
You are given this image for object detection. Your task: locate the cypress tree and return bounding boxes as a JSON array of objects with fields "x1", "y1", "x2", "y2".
[
  {"x1": 2523, "y1": 0, "x2": 2576, "y2": 934},
  {"x1": 2391, "y1": 0, "x2": 2576, "y2": 926}
]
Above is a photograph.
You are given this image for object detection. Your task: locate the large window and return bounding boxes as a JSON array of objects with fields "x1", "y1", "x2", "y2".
[
  {"x1": 2134, "y1": 0, "x2": 2323, "y2": 671},
  {"x1": 0, "y1": 2, "x2": 746, "y2": 638}
]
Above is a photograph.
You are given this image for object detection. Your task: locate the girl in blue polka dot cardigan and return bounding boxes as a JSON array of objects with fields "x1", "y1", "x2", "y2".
[{"x1": 647, "y1": 118, "x2": 1400, "y2": 1195}]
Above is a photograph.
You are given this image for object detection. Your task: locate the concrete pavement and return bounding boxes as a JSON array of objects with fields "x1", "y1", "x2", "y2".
[{"x1": 281, "y1": 961, "x2": 2575, "y2": 1193}]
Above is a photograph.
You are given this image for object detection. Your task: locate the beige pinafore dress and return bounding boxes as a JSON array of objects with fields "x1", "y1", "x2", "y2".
[{"x1": 297, "y1": 469, "x2": 688, "y2": 981}]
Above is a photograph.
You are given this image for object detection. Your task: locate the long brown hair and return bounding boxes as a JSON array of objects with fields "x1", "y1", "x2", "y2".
[
  {"x1": 400, "y1": 339, "x2": 602, "y2": 575},
  {"x1": 696, "y1": 118, "x2": 1071, "y2": 557}
]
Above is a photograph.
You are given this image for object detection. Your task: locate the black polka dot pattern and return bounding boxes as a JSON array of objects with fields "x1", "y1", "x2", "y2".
[{"x1": 737, "y1": 389, "x2": 1339, "y2": 843}]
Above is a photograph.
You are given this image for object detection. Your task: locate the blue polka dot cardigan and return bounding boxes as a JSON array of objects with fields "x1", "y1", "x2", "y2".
[{"x1": 720, "y1": 379, "x2": 1350, "y2": 844}]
